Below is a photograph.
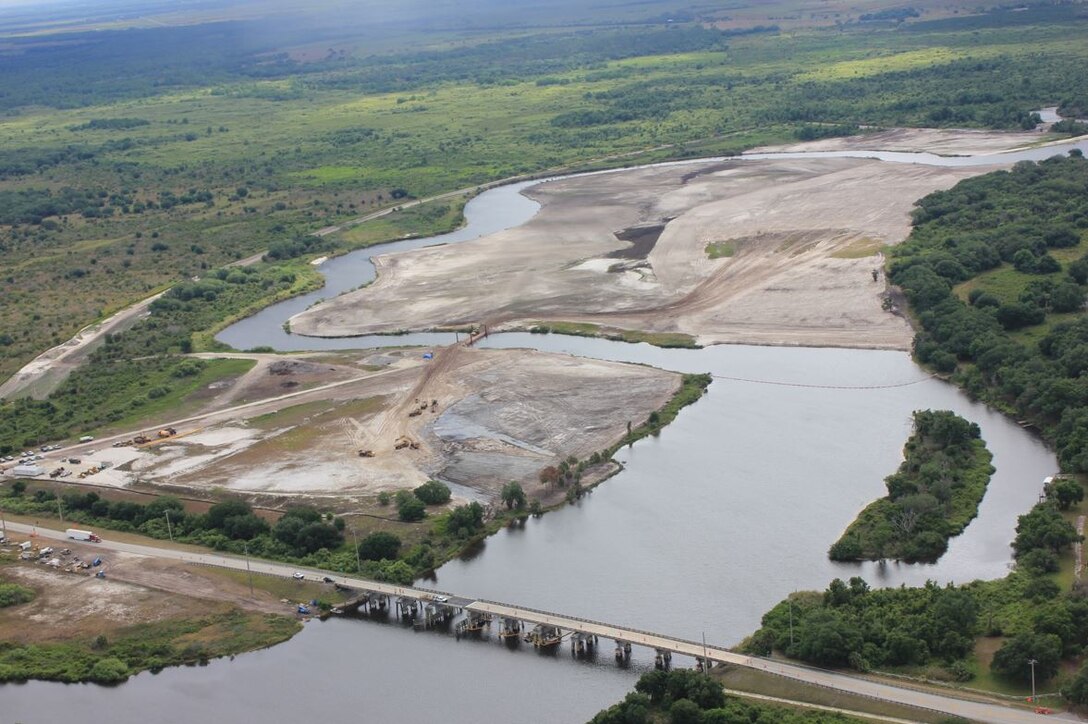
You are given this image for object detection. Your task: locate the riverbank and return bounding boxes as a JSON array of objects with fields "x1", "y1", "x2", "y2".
[{"x1": 0, "y1": 551, "x2": 303, "y2": 684}]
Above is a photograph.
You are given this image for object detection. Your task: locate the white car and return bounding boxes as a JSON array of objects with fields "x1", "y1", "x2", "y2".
[
  {"x1": 292, "y1": 572, "x2": 305, "y2": 580},
  {"x1": 433, "y1": 595, "x2": 449, "y2": 603}
]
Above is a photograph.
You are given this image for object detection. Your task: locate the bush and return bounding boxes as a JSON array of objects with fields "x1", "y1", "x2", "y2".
[
  {"x1": 413, "y1": 480, "x2": 451, "y2": 505},
  {"x1": 89, "y1": 657, "x2": 130, "y2": 683},
  {"x1": 396, "y1": 492, "x2": 426, "y2": 522},
  {"x1": 0, "y1": 583, "x2": 34, "y2": 608},
  {"x1": 358, "y1": 532, "x2": 401, "y2": 561}
]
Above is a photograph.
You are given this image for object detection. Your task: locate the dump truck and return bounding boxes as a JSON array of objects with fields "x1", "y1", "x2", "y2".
[{"x1": 66, "y1": 528, "x2": 101, "y2": 543}]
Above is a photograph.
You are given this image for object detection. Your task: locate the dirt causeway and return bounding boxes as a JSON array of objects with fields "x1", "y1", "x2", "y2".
[{"x1": 290, "y1": 129, "x2": 1045, "y2": 350}]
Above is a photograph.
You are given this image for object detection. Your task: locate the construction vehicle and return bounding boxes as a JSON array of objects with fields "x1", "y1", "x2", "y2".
[
  {"x1": 157, "y1": 427, "x2": 178, "y2": 439},
  {"x1": 133, "y1": 435, "x2": 150, "y2": 444},
  {"x1": 358, "y1": 449, "x2": 374, "y2": 458}
]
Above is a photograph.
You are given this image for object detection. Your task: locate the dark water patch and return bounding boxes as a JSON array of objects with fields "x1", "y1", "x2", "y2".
[{"x1": 606, "y1": 221, "x2": 669, "y2": 260}]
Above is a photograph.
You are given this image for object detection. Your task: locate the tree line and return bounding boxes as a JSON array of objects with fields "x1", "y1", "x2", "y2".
[{"x1": 889, "y1": 153, "x2": 1088, "y2": 471}]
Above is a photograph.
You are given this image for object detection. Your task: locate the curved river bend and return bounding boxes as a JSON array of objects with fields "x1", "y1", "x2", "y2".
[{"x1": 5, "y1": 141, "x2": 1082, "y2": 724}]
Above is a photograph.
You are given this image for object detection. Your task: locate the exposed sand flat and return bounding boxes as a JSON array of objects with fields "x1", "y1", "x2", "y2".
[
  {"x1": 750, "y1": 126, "x2": 1052, "y2": 155},
  {"x1": 128, "y1": 346, "x2": 678, "y2": 500},
  {"x1": 290, "y1": 145, "x2": 1013, "y2": 350}
]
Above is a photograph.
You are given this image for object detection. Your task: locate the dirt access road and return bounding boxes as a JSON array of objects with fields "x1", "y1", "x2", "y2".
[
  {"x1": 0, "y1": 290, "x2": 166, "y2": 400},
  {"x1": 290, "y1": 128, "x2": 1058, "y2": 351}
]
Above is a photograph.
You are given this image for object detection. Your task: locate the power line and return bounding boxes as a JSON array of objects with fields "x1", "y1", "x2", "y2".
[{"x1": 705, "y1": 372, "x2": 935, "y2": 389}]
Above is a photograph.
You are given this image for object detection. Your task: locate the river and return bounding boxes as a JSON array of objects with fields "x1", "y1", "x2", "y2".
[{"x1": 3, "y1": 140, "x2": 1082, "y2": 723}]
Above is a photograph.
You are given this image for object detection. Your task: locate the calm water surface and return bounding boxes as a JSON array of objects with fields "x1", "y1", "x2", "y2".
[{"x1": 2, "y1": 343, "x2": 1055, "y2": 723}]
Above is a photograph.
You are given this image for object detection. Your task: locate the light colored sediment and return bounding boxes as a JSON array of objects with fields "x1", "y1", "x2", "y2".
[
  {"x1": 98, "y1": 346, "x2": 678, "y2": 501},
  {"x1": 749, "y1": 126, "x2": 1053, "y2": 155},
  {"x1": 291, "y1": 135, "x2": 1026, "y2": 349}
]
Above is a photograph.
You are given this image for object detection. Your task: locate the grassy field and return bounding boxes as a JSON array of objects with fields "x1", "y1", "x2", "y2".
[
  {"x1": 1, "y1": 1, "x2": 1087, "y2": 384},
  {"x1": 715, "y1": 665, "x2": 951, "y2": 723},
  {"x1": 527, "y1": 321, "x2": 699, "y2": 348}
]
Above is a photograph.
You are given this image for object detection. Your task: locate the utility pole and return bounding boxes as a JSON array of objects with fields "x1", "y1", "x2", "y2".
[
  {"x1": 164, "y1": 509, "x2": 174, "y2": 542},
  {"x1": 702, "y1": 631, "x2": 710, "y2": 678},
  {"x1": 0, "y1": 501, "x2": 6, "y2": 541},
  {"x1": 243, "y1": 541, "x2": 254, "y2": 597},
  {"x1": 55, "y1": 494, "x2": 64, "y2": 523},
  {"x1": 1028, "y1": 658, "x2": 1038, "y2": 703},
  {"x1": 351, "y1": 527, "x2": 361, "y2": 574}
]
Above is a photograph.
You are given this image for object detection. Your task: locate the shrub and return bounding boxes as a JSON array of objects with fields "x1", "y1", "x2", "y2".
[
  {"x1": 396, "y1": 492, "x2": 426, "y2": 522},
  {"x1": 89, "y1": 657, "x2": 130, "y2": 683},
  {"x1": 413, "y1": 480, "x2": 451, "y2": 505},
  {"x1": 0, "y1": 583, "x2": 34, "y2": 607},
  {"x1": 358, "y1": 532, "x2": 401, "y2": 561}
]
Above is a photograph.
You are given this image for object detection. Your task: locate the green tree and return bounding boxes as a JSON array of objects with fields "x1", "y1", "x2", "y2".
[
  {"x1": 991, "y1": 633, "x2": 1062, "y2": 684},
  {"x1": 1048, "y1": 478, "x2": 1084, "y2": 510},
  {"x1": 1063, "y1": 662, "x2": 1088, "y2": 705},
  {"x1": 396, "y1": 493, "x2": 426, "y2": 522},
  {"x1": 358, "y1": 531, "x2": 402, "y2": 561},
  {"x1": 1013, "y1": 503, "x2": 1079, "y2": 556},
  {"x1": 446, "y1": 502, "x2": 484, "y2": 538},
  {"x1": 414, "y1": 480, "x2": 451, "y2": 505},
  {"x1": 500, "y1": 481, "x2": 527, "y2": 510},
  {"x1": 10, "y1": 480, "x2": 26, "y2": 496},
  {"x1": 205, "y1": 500, "x2": 253, "y2": 529},
  {"x1": 668, "y1": 699, "x2": 700, "y2": 724}
]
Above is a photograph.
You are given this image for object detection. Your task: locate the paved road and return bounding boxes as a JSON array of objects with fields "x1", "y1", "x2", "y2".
[{"x1": 4, "y1": 521, "x2": 1059, "y2": 723}]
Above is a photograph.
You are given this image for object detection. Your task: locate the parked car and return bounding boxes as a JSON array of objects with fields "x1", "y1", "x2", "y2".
[
  {"x1": 322, "y1": 576, "x2": 335, "y2": 583},
  {"x1": 292, "y1": 572, "x2": 305, "y2": 580}
]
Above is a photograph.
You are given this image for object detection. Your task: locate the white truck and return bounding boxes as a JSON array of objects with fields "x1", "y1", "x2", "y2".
[{"x1": 66, "y1": 528, "x2": 100, "y2": 543}]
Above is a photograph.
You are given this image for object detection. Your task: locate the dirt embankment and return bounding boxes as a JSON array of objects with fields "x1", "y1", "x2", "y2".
[
  {"x1": 289, "y1": 129, "x2": 1038, "y2": 351},
  {"x1": 126, "y1": 346, "x2": 679, "y2": 502},
  {"x1": 0, "y1": 549, "x2": 290, "y2": 648}
]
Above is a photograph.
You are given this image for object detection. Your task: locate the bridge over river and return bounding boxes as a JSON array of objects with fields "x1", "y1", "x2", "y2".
[
  {"x1": 331, "y1": 575, "x2": 1048, "y2": 724},
  {"x1": 4, "y1": 521, "x2": 1052, "y2": 723}
]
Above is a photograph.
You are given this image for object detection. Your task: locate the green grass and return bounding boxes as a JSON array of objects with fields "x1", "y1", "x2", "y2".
[
  {"x1": 0, "y1": 608, "x2": 299, "y2": 684},
  {"x1": 3, "y1": 4, "x2": 1087, "y2": 383},
  {"x1": 337, "y1": 195, "x2": 469, "y2": 249},
  {"x1": 705, "y1": 240, "x2": 736, "y2": 259},
  {"x1": 94, "y1": 358, "x2": 256, "y2": 435},
  {"x1": 830, "y1": 237, "x2": 885, "y2": 259},
  {"x1": 528, "y1": 321, "x2": 699, "y2": 349},
  {"x1": 715, "y1": 665, "x2": 949, "y2": 723}
]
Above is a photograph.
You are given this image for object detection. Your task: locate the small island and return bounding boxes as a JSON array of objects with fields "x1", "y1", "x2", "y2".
[{"x1": 829, "y1": 409, "x2": 994, "y2": 563}]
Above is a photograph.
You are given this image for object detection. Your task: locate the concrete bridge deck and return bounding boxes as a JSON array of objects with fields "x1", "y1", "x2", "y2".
[{"x1": 4, "y1": 521, "x2": 1053, "y2": 724}]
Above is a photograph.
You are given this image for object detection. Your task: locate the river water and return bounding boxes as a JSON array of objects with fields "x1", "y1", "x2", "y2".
[{"x1": 4, "y1": 140, "x2": 1083, "y2": 723}]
